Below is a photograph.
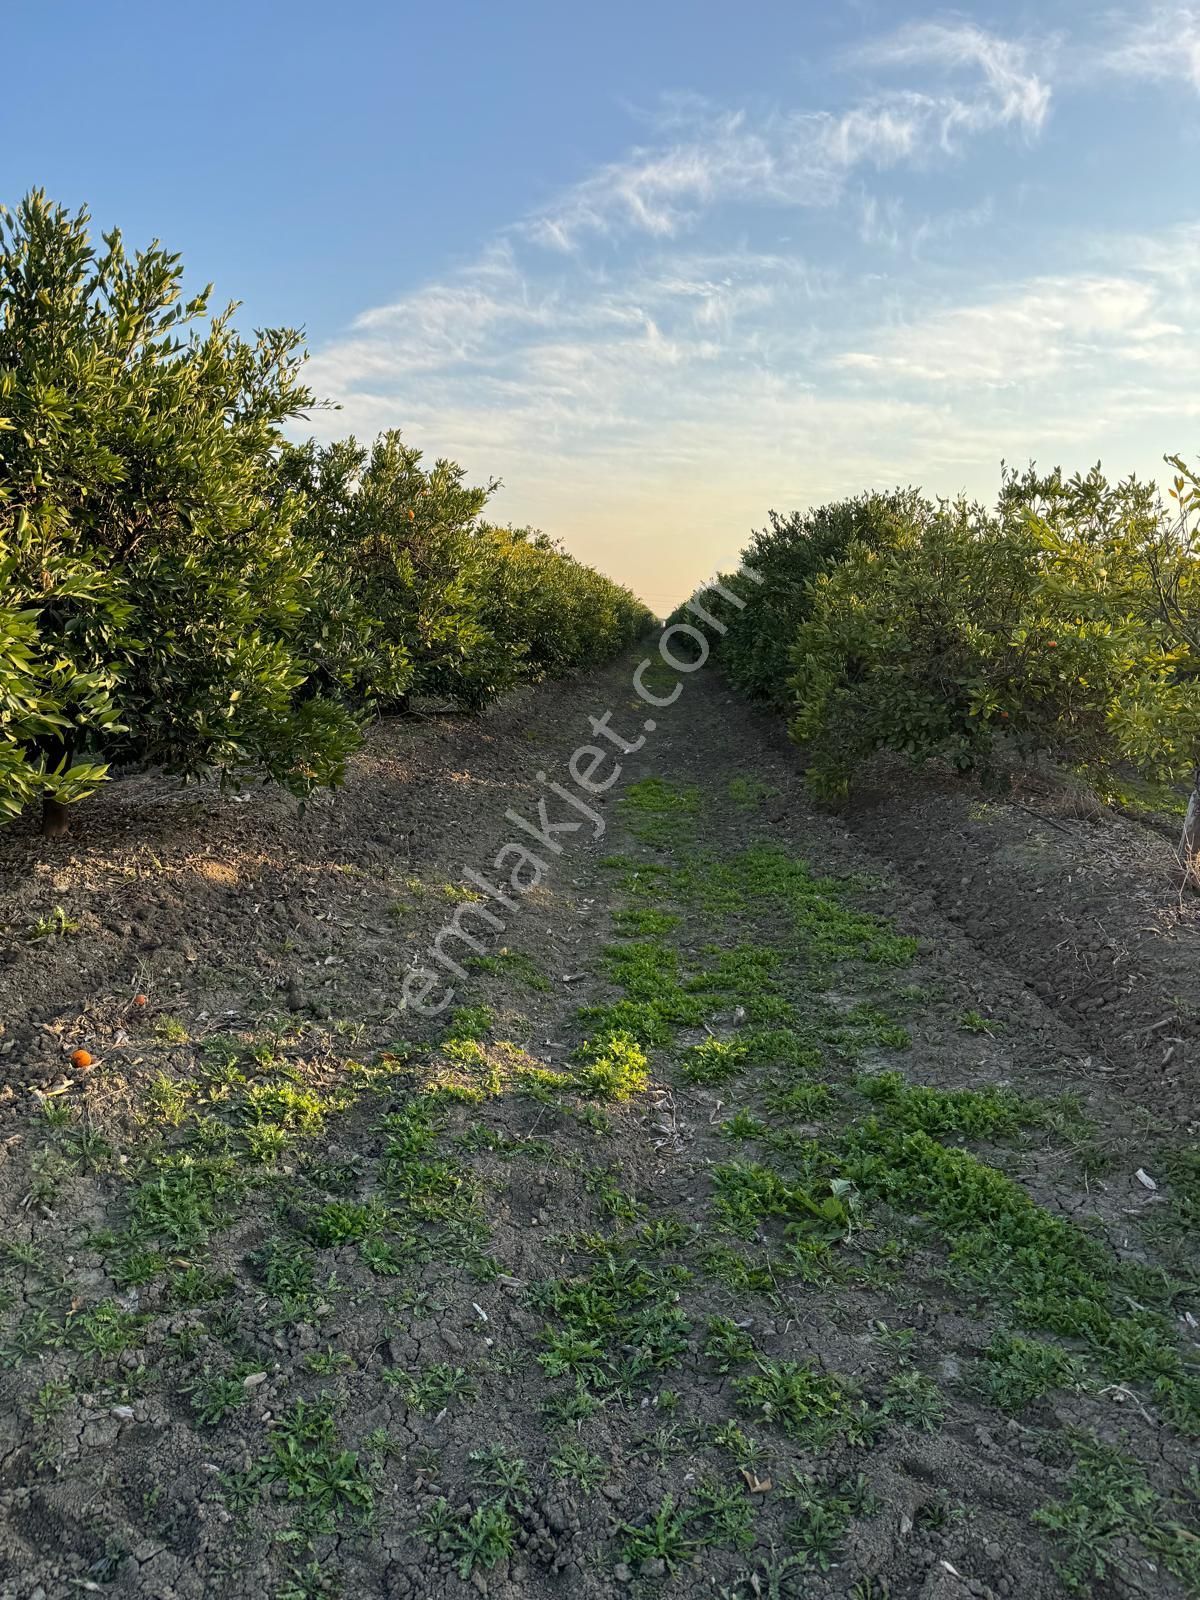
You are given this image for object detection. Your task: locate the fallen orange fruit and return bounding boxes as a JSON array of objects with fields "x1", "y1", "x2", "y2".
[{"x1": 70, "y1": 1048, "x2": 93, "y2": 1070}]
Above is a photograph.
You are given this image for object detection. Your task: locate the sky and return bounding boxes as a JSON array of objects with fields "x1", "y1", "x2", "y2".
[{"x1": 4, "y1": 2, "x2": 1200, "y2": 610}]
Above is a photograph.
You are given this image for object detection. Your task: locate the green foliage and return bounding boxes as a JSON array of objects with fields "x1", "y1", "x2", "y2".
[
  {"x1": 692, "y1": 491, "x2": 916, "y2": 706},
  {"x1": 573, "y1": 1030, "x2": 650, "y2": 1100},
  {"x1": 678, "y1": 1036, "x2": 748, "y2": 1085},
  {"x1": 683, "y1": 462, "x2": 1200, "y2": 798},
  {"x1": 787, "y1": 468, "x2": 1185, "y2": 797},
  {"x1": 418, "y1": 1498, "x2": 517, "y2": 1579},
  {"x1": 0, "y1": 192, "x2": 652, "y2": 826},
  {"x1": 856, "y1": 1069, "x2": 1037, "y2": 1139},
  {"x1": 280, "y1": 435, "x2": 650, "y2": 713},
  {"x1": 529, "y1": 1255, "x2": 691, "y2": 1392},
  {"x1": 978, "y1": 1332, "x2": 1088, "y2": 1413},
  {"x1": 734, "y1": 1358, "x2": 871, "y2": 1445},
  {"x1": 0, "y1": 192, "x2": 358, "y2": 819},
  {"x1": 1033, "y1": 1437, "x2": 1200, "y2": 1595},
  {"x1": 781, "y1": 1472, "x2": 877, "y2": 1571}
]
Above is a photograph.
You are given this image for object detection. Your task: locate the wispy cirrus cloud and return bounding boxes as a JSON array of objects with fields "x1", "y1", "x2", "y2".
[
  {"x1": 853, "y1": 20, "x2": 1052, "y2": 132},
  {"x1": 829, "y1": 275, "x2": 1173, "y2": 386},
  {"x1": 299, "y1": 14, "x2": 1198, "y2": 606},
  {"x1": 520, "y1": 20, "x2": 1050, "y2": 250},
  {"x1": 1092, "y1": 6, "x2": 1200, "y2": 91}
]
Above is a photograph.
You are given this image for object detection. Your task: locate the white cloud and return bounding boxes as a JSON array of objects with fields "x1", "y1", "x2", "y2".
[
  {"x1": 830, "y1": 276, "x2": 1167, "y2": 386},
  {"x1": 854, "y1": 21, "x2": 1052, "y2": 135},
  {"x1": 1094, "y1": 6, "x2": 1200, "y2": 91},
  {"x1": 295, "y1": 18, "x2": 1200, "y2": 606},
  {"x1": 522, "y1": 22, "x2": 1051, "y2": 250}
]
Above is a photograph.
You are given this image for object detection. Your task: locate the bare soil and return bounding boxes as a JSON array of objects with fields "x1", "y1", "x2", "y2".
[{"x1": 0, "y1": 653, "x2": 1195, "y2": 1600}]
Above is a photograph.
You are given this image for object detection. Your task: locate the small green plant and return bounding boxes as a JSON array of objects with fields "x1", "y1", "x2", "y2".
[
  {"x1": 188, "y1": 1370, "x2": 248, "y2": 1427},
  {"x1": 879, "y1": 1367, "x2": 944, "y2": 1432},
  {"x1": 255, "y1": 1396, "x2": 373, "y2": 1527},
  {"x1": 382, "y1": 1362, "x2": 478, "y2": 1413},
  {"x1": 469, "y1": 948, "x2": 550, "y2": 990},
  {"x1": 959, "y1": 1008, "x2": 1001, "y2": 1035},
  {"x1": 31, "y1": 1378, "x2": 72, "y2": 1426},
  {"x1": 781, "y1": 1472, "x2": 878, "y2": 1571},
  {"x1": 574, "y1": 1031, "x2": 649, "y2": 1101},
  {"x1": 152, "y1": 1014, "x2": 190, "y2": 1045},
  {"x1": 1033, "y1": 1436, "x2": 1200, "y2": 1595},
  {"x1": 417, "y1": 1498, "x2": 517, "y2": 1579},
  {"x1": 443, "y1": 1004, "x2": 492, "y2": 1042},
  {"x1": 306, "y1": 1198, "x2": 390, "y2": 1247},
  {"x1": 468, "y1": 1445, "x2": 529, "y2": 1506},
  {"x1": 978, "y1": 1332, "x2": 1088, "y2": 1413},
  {"x1": 305, "y1": 1346, "x2": 353, "y2": 1375},
  {"x1": 620, "y1": 1493, "x2": 697, "y2": 1574},
  {"x1": 703, "y1": 1316, "x2": 757, "y2": 1372},
  {"x1": 550, "y1": 1440, "x2": 607, "y2": 1491},
  {"x1": 856, "y1": 1069, "x2": 1034, "y2": 1138},
  {"x1": 678, "y1": 1036, "x2": 748, "y2": 1086},
  {"x1": 28, "y1": 906, "x2": 81, "y2": 942},
  {"x1": 735, "y1": 1359, "x2": 870, "y2": 1445}
]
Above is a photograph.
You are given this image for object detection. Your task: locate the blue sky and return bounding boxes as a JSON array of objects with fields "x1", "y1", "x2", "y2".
[{"x1": 5, "y1": 3, "x2": 1200, "y2": 607}]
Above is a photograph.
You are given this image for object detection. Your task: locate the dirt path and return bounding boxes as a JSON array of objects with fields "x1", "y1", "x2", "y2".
[{"x1": 0, "y1": 651, "x2": 1196, "y2": 1600}]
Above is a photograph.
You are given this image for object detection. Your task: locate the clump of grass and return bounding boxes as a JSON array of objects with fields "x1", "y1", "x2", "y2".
[
  {"x1": 306, "y1": 1198, "x2": 390, "y2": 1247},
  {"x1": 529, "y1": 1257, "x2": 691, "y2": 1392},
  {"x1": 153, "y1": 1014, "x2": 190, "y2": 1044},
  {"x1": 879, "y1": 1367, "x2": 944, "y2": 1432},
  {"x1": 383, "y1": 1362, "x2": 478, "y2": 1413},
  {"x1": 250, "y1": 1396, "x2": 373, "y2": 1529},
  {"x1": 27, "y1": 906, "x2": 80, "y2": 943},
  {"x1": 763, "y1": 1080, "x2": 832, "y2": 1119},
  {"x1": 188, "y1": 1369, "x2": 249, "y2": 1427},
  {"x1": 781, "y1": 1472, "x2": 878, "y2": 1571},
  {"x1": 619, "y1": 778, "x2": 701, "y2": 847},
  {"x1": 691, "y1": 845, "x2": 917, "y2": 967},
  {"x1": 678, "y1": 1036, "x2": 747, "y2": 1085},
  {"x1": 838, "y1": 1004, "x2": 910, "y2": 1052},
  {"x1": 613, "y1": 906, "x2": 681, "y2": 936},
  {"x1": 728, "y1": 775, "x2": 777, "y2": 808},
  {"x1": 573, "y1": 1031, "x2": 649, "y2": 1101},
  {"x1": 734, "y1": 1358, "x2": 872, "y2": 1446},
  {"x1": 710, "y1": 1160, "x2": 856, "y2": 1243},
  {"x1": 959, "y1": 1008, "x2": 1002, "y2": 1034},
  {"x1": 417, "y1": 1499, "x2": 517, "y2": 1579},
  {"x1": 619, "y1": 1493, "x2": 697, "y2": 1572},
  {"x1": 443, "y1": 1005, "x2": 492, "y2": 1043},
  {"x1": 702, "y1": 1316, "x2": 757, "y2": 1372},
  {"x1": 1033, "y1": 1436, "x2": 1200, "y2": 1595},
  {"x1": 745, "y1": 1027, "x2": 824, "y2": 1074},
  {"x1": 468, "y1": 948, "x2": 550, "y2": 990},
  {"x1": 126, "y1": 1153, "x2": 245, "y2": 1248},
  {"x1": 550, "y1": 1439, "x2": 607, "y2": 1491},
  {"x1": 842, "y1": 1122, "x2": 1192, "y2": 1401},
  {"x1": 977, "y1": 1332, "x2": 1088, "y2": 1413},
  {"x1": 856, "y1": 1070, "x2": 1037, "y2": 1139}
]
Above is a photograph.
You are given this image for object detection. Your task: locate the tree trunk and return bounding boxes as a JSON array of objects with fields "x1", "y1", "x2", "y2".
[
  {"x1": 42, "y1": 794, "x2": 70, "y2": 839},
  {"x1": 1180, "y1": 769, "x2": 1200, "y2": 881}
]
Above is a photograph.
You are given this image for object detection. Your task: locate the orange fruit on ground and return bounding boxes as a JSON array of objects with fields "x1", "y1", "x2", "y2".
[
  {"x1": 70, "y1": 1048, "x2": 93, "y2": 1070},
  {"x1": 133, "y1": 994, "x2": 148, "y2": 1008}
]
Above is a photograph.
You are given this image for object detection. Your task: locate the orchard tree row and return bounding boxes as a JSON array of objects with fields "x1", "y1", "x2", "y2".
[
  {"x1": 0, "y1": 193, "x2": 653, "y2": 833},
  {"x1": 678, "y1": 461, "x2": 1200, "y2": 852}
]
